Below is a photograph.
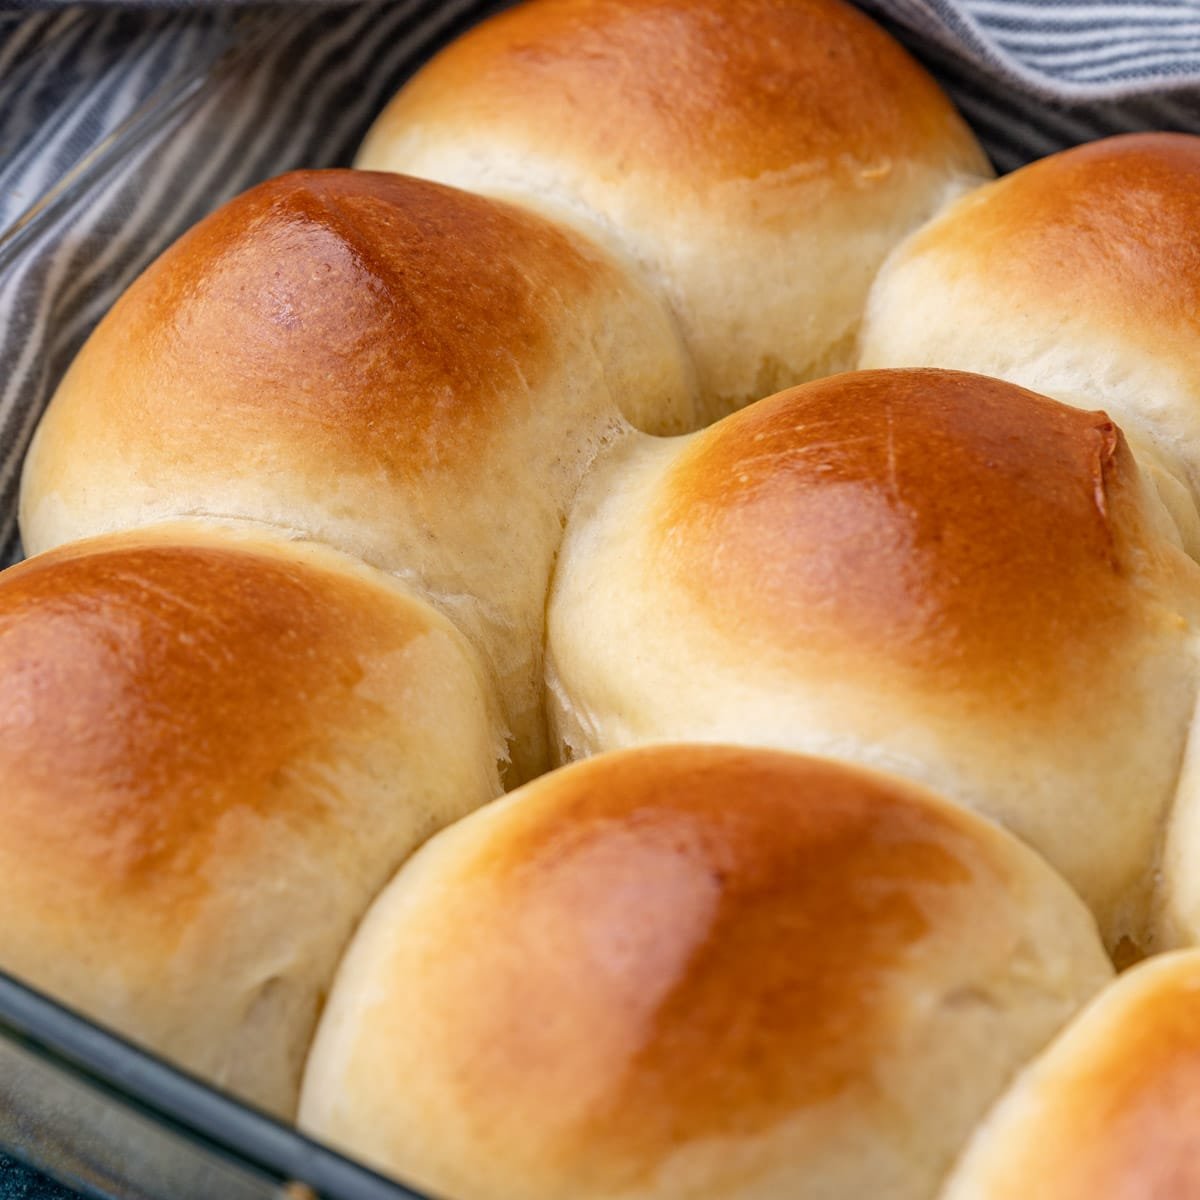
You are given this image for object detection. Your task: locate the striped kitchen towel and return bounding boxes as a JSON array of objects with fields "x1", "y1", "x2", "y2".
[
  {"x1": 5, "y1": 0, "x2": 1200, "y2": 573},
  {"x1": 859, "y1": 0, "x2": 1200, "y2": 169}
]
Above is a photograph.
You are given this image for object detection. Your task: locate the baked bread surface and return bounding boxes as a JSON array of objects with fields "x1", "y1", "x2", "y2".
[
  {"x1": 359, "y1": 0, "x2": 992, "y2": 417},
  {"x1": 19, "y1": 169, "x2": 697, "y2": 780},
  {"x1": 943, "y1": 949, "x2": 1200, "y2": 1200},
  {"x1": 299, "y1": 745, "x2": 1112, "y2": 1200},
  {"x1": 0, "y1": 522, "x2": 503, "y2": 1117},
  {"x1": 860, "y1": 132, "x2": 1200, "y2": 511},
  {"x1": 547, "y1": 368, "x2": 1200, "y2": 953}
]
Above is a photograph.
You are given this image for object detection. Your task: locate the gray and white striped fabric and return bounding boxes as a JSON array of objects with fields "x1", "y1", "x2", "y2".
[
  {"x1": 859, "y1": 0, "x2": 1200, "y2": 170},
  {"x1": 5, "y1": 0, "x2": 1200, "y2": 569}
]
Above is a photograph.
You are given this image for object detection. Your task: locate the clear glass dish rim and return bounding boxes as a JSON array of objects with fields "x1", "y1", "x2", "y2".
[{"x1": 0, "y1": 966, "x2": 427, "y2": 1199}]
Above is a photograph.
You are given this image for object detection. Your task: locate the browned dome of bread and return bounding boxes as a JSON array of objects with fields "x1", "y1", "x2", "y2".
[
  {"x1": 368, "y1": 0, "x2": 967, "y2": 181},
  {"x1": 0, "y1": 522, "x2": 503, "y2": 1118},
  {"x1": 359, "y1": 0, "x2": 991, "y2": 416},
  {"x1": 661, "y1": 369, "x2": 1137, "y2": 685},
  {"x1": 299, "y1": 745, "x2": 1111, "y2": 1200},
  {"x1": 546, "y1": 369, "x2": 1200, "y2": 952},
  {"x1": 19, "y1": 169, "x2": 696, "y2": 781},
  {"x1": 860, "y1": 133, "x2": 1200, "y2": 504},
  {"x1": 943, "y1": 950, "x2": 1200, "y2": 1200}
]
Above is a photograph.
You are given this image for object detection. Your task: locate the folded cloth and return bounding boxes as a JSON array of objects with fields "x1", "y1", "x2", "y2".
[
  {"x1": 859, "y1": 0, "x2": 1200, "y2": 169},
  {"x1": 2, "y1": 2, "x2": 1200, "y2": 1192},
  {"x1": 865, "y1": 0, "x2": 1200, "y2": 98}
]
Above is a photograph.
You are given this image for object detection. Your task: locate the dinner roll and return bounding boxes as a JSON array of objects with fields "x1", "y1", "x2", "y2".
[
  {"x1": 942, "y1": 949, "x2": 1200, "y2": 1200},
  {"x1": 0, "y1": 522, "x2": 503, "y2": 1119},
  {"x1": 18, "y1": 169, "x2": 697, "y2": 782},
  {"x1": 859, "y1": 133, "x2": 1200, "y2": 510},
  {"x1": 546, "y1": 369, "x2": 1200, "y2": 955},
  {"x1": 298, "y1": 745, "x2": 1111, "y2": 1200},
  {"x1": 357, "y1": 0, "x2": 991, "y2": 419}
]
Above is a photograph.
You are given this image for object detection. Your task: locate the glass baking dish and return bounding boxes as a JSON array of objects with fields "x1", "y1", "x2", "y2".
[
  {"x1": 0, "y1": 968, "x2": 421, "y2": 1199},
  {"x1": 0, "y1": 3, "x2": 1170, "y2": 1198}
]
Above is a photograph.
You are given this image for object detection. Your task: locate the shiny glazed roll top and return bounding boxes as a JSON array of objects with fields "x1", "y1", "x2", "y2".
[
  {"x1": 546, "y1": 368, "x2": 1200, "y2": 954},
  {"x1": 943, "y1": 949, "x2": 1200, "y2": 1199},
  {"x1": 860, "y1": 133, "x2": 1200, "y2": 513},
  {"x1": 298, "y1": 745, "x2": 1112, "y2": 1200},
  {"x1": 18, "y1": 169, "x2": 698, "y2": 782},
  {"x1": 0, "y1": 523, "x2": 503, "y2": 1118},
  {"x1": 358, "y1": 0, "x2": 991, "y2": 419}
]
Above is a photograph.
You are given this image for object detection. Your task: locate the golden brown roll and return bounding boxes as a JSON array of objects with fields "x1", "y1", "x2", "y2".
[
  {"x1": 18, "y1": 169, "x2": 697, "y2": 782},
  {"x1": 859, "y1": 133, "x2": 1200, "y2": 519},
  {"x1": 0, "y1": 522, "x2": 503, "y2": 1119},
  {"x1": 298, "y1": 745, "x2": 1112, "y2": 1200},
  {"x1": 357, "y1": 0, "x2": 991, "y2": 419},
  {"x1": 545, "y1": 369, "x2": 1200, "y2": 954},
  {"x1": 942, "y1": 949, "x2": 1200, "y2": 1200}
]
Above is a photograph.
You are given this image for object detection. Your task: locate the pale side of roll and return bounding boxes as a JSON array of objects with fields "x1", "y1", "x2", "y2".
[
  {"x1": 859, "y1": 132, "x2": 1200, "y2": 524},
  {"x1": 546, "y1": 369, "x2": 1200, "y2": 956},
  {"x1": 18, "y1": 169, "x2": 698, "y2": 782},
  {"x1": 357, "y1": 0, "x2": 992, "y2": 420},
  {"x1": 0, "y1": 521, "x2": 504, "y2": 1119},
  {"x1": 1152, "y1": 709, "x2": 1200, "y2": 948},
  {"x1": 299, "y1": 745, "x2": 1112, "y2": 1200},
  {"x1": 942, "y1": 949, "x2": 1200, "y2": 1200}
]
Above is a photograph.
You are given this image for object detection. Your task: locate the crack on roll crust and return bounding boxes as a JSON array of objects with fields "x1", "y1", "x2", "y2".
[{"x1": 1090, "y1": 418, "x2": 1122, "y2": 571}]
